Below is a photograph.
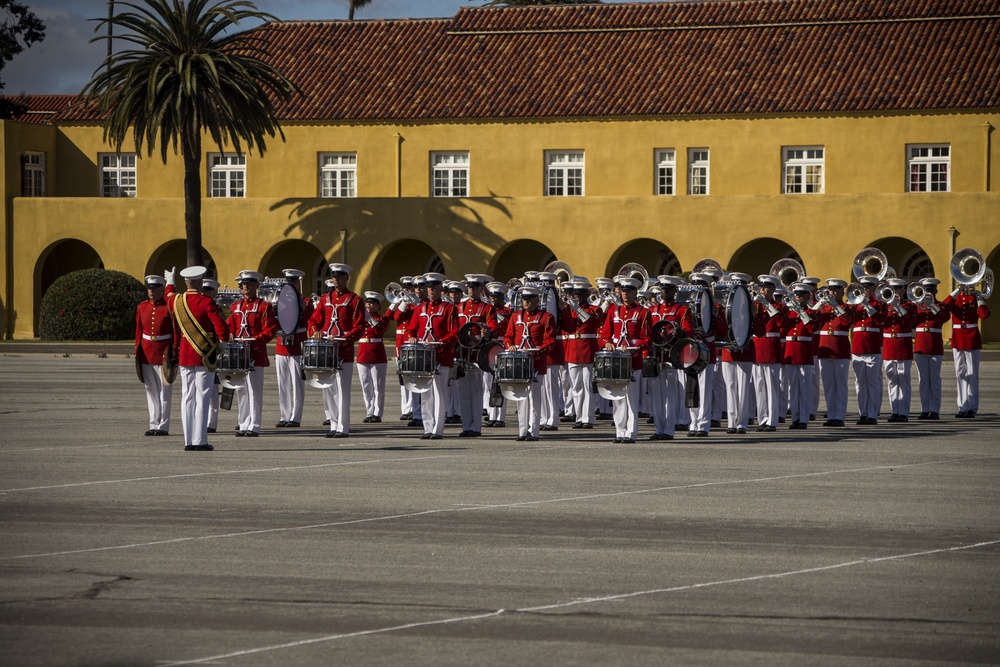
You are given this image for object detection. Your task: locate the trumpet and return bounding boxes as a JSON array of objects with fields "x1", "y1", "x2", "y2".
[
  {"x1": 561, "y1": 291, "x2": 592, "y2": 322},
  {"x1": 907, "y1": 282, "x2": 941, "y2": 314},
  {"x1": 846, "y1": 281, "x2": 877, "y2": 316},
  {"x1": 753, "y1": 291, "x2": 779, "y2": 317},
  {"x1": 876, "y1": 281, "x2": 906, "y2": 316},
  {"x1": 384, "y1": 282, "x2": 419, "y2": 312},
  {"x1": 781, "y1": 293, "x2": 813, "y2": 324},
  {"x1": 770, "y1": 258, "x2": 805, "y2": 289},
  {"x1": 853, "y1": 247, "x2": 889, "y2": 281},
  {"x1": 812, "y1": 286, "x2": 847, "y2": 317},
  {"x1": 587, "y1": 286, "x2": 602, "y2": 307}
]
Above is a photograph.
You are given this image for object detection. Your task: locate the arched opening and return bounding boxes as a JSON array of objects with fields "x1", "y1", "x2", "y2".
[
  {"x1": 146, "y1": 240, "x2": 216, "y2": 291},
  {"x1": 606, "y1": 238, "x2": 681, "y2": 279},
  {"x1": 491, "y1": 239, "x2": 555, "y2": 281},
  {"x1": 983, "y1": 246, "x2": 999, "y2": 344},
  {"x1": 854, "y1": 237, "x2": 924, "y2": 282},
  {"x1": 729, "y1": 238, "x2": 803, "y2": 281},
  {"x1": 35, "y1": 239, "x2": 104, "y2": 335},
  {"x1": 372, "y1": 239, "x2": 441, "y2": 293},
  {"x1": 260, "y1": 239, "x2": 329, "y2": 298}
]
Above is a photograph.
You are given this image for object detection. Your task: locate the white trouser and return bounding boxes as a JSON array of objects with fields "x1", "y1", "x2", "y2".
[
  {"x1": 447, "y1": 369, "x2": 460, "y2": 417},
  {"x1": 914, "y1": 353, "x2": 943, "y2": 414},
  {"x1": 753, "y1": 363, "x2": 781, "y2": 428},
  {"x1": 485, "y1": 372, "x2": 507, "y2": 422},
  {"x1": 649, "y1": 367, "x2": 677, "y2": 437},
  {"x1": 560, "y1": 365, "x2": 573, "y2": 417},
  {"x1": 180, "y1": 366, "x2": 214, "y2": 447},
  {"x1": 812, "y1": 358, "x2": 821, "y2": 416},
  {"x1": 613, "y1": 370, "x2": 641, "y2": 440},
  {"x1": 818, "y1": 358, "x2": 850, "y2": 422},
  {"x1": 674, "y1": 369, "x2": 691, "y2": 427},
  {"x1": 422, "y1": 368, "x2": 449, "y2": 436},
  {"x1": 779, "y1": 364, "x2": 789, "y2": 417},
  {"x1": 722, "y1": 361, "x2": 753, "y2": 430},
  {"x1": 567, "y1": 363, "x2": 595, "y2": 425},
  {"x1": 458, "y1": 365, "x2": 484, "y2": 432},
  {"x1": 711, "y1": 359, "x2": 726, "y2": 422},
  {"x1": 235, "y1": 366, "x2": 265, "y2": 433},
  {"x1": 689, "y1": 364, "x2": 715, "y2": 433},
  {"x1": 275, "y1": 354, "x2": 304, "y2": 423},
  {"x1": 357, "y1": 362, "x2": 387, "y2": 418},
  {"x1": 883, "y1": 359, "x2": 912, "y2": 417},
  {"x1": 322, "y1": 362, "x2": 353, "y2": 434},
  {"x1": 540, "y1": 364, "x2": 562, "y2": 427},
  {"x1": 953, "y1": 349, "x2": 980, "y2": 413},
  {"x1": 208, "y1": 382, "x2": 219, "y2": 430},
  {"x1": 141, "y1": 363, "x2": 172, "y2": 431},
  {"x1": 516, "y1": 375, "x2": 543, "y2": 438},
  {"x1": 852, "y1": 353, "x2": 883, "y2": 419},
  {"x1": 398, "y1": 358, "x2": 415, "y2": 416},
  {"x1": 787, "y1": 364, "x2": 813, "y2": 424}
]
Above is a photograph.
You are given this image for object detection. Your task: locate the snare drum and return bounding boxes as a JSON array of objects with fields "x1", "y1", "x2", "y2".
[
  {"x1": 495, "y1": 350, "x2": 534, "y2": 384},
  {"x1": 399, "y1": 343, "x2": 436, "y2": 378},
  {"x1": 302, "y1": 338, "x2": 341, "y2": 372},
  {"x1": 216, "y1": 341, "x2": 251, "y2": 373},
  {"x1": 594, "y1": 350, "x2": 634, "y2": 382},
  {"x1": 669, "y1": 338, "x2": 710, "y2": 374}
]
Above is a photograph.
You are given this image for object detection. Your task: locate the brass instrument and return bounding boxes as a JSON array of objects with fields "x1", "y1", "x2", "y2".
[
  {"x1": 907, "y1": 282, "x2": 941, "y2": 314},
  {"x1": 950, "y1": 248, "x2": 987, "y2": 289},
  {"x1": 770, "y1": 258, "x2": 805, "y2": 289},
  {"x1": 587, "y1": 286, "x2": 602, "y2": 307},
  {"x1": 691, "y1": 258, "x2": 724, "y2": 277},
  {"x1": 753, "y1": 291, "x2": 779, "y2": 317},
  {"x1": 543, "y1": 260, "x2": 574, "y2": 289},
  {"x1": 813, "y1": 286, "x2": 846, "y2": 317},
  {"x1": 981, "y1": 268, "x2": 994, "y2": 299},
  {"x1": 852, "y1": 247, "x2": 889, "y2": 281},
  {"x1": 561, "y1": 291, "x2": 592, "y2": 322},
  {"x1": 617, "y1": 262, "x2": 650, "y2": 291},
  {"x1": 846, "y1": 281, "x2": 876, "y2": 316},
  {"x1": 876, "y1": 281, "x2": 906, "y2": 316},
  {"x1": 781, "y1": 293, "x2": 813, "y2": 324}
]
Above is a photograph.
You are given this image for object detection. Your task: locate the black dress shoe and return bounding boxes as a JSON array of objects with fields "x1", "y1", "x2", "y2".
[
  {"x1": 362, "y1": 416, "x2": 372, "y2": 423},
  {"x1": 621, "y1": 438, "x2": 635, "y2": 444},
  {"x1": 927, "y1": 412, "x2": 939, "y2": 420},
  {"x1": 573, "y1": 422, "x2": 584, "y2": 429},
  {"x1": 430, "y1": 434, "x2": 443, "y2": 440},
  {"x1": 370, "y1": 416, "x2": 381, "y2": 423},
  {"x1": 276, "y1": 421, "x2": 288, "y2": 427},
  {"x1": 325, "y1": 431, "x2": 339, "y2": 438},
  {"x1": 613, "y1": 438, "x2": 623, "y2": 443},
  {"x1": 400, "y1": 412, "x2": 412, "y2": 421},
  {"x1": 235, "y1": 431, "x2": 245, "y2": 437},
  {"x1": 244, "y1": 431, "x2": 259, "y2": 437},
  {"x1": 762, "y1": 426, "x2": 777, "y2": 432},
  {"x1": 286, "y1": 421, "x2": 300, "y2": 427},
  {"x1": 420, "y1": 433, "x2": 433, "y2": 440},
  {"x1": 445, "y1": 415, "x2": 461, "y2": 424},
  {"x1": 323, "y1": 419, "x2": 331, "y2": 426},
  {"x1": 649, "y1": 434, "x2": 662, "y2": 440},
  {"x1": 855, "y1": 417, "x2": 866, "y2": 425},
  {"x1": 710, "y1": 420, "x2": 722, "y2": 428},
  {"x1": 560, "y1": 414, "x2": 576, "y2": 423},
  {"x1": 580, "y1": 423, "x2": 593, "y2": 429},
  {"x1": 686, "y1": 431, "x2": 697, "y2": 437},
  {"x1": 726, "y1": 428, "x2": 737, "y2": 434},
  {"x1": 660, "y1": 433, "x2": 674, "y2": 440},
  {"x1": 494, "y1": 421, "x2": 506, "y2": 428},
  {"x1": 515, "y1": 436, "x2": 526, "y2": 442},
  {"x1": 736, "y1": 428, "x2": 747, "y2": 434},
  {"x1": 540, "y1": 425, "x2": 558, "y2": 431},
  {"x1": 155, "y1": 430, "x2": 169, "y2": 436},
  {"x1": 695, "y1": 431, "x2": 708, "y2": 437},
  {"x1": 778, "y1": 417, "x2": 786, "y2": 423},
  {"x1": 865, "y1": 417, "x2": 878, "y2": 425},
  {"x1": 207, "y1": 427, "x2": 216, "y2": 433},
  {"x1": 526, "y1": 435, "x2": 539, "y2": 441},
  {"x1": 917, "y1": 412, "x2": 929, "y2": 420},
  {"x1": 887, "y1": 414, "x2": 899, "y2": 423},
  {"x1": 184, "y1": 444, "x2": 214, "y2": 451},
  {"x1": 334, "y1": 433, "x2": 349, "y2": 438},
  {"x1": 459, "y1": 430, "x2": 471, "y2": 437},
  {"x1": 407, "y1": 419, "x2": 423, "y2": 427},
  {"x1": 898, "y1": 415, "x2": 909, "y2": 422},
  {"x1": 144, "y1": 429, "x2": 157, "y2": 436}
]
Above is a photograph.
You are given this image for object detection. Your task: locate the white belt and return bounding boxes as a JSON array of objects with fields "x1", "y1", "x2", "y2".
[
  {"x1": 787, "y1": 336, "x2": 812, "y2": 342},
  {"x1": 142, "y1": 333, "x2": 172, "y2": 342},
  {"x1": 915, "y1": 327, "x2": 942, "y2": 333},
  {"x1": 819, "y1": 331, "x2": 849, "y2": 337},
  {"x1": 954, "y1": 323, "x2": 979, "y2": 329},
  {"x1": 882, "y1": 332, "x2": 912, "y2": 339},
  {"x1": 760, "y1": 332, "x2": 782, "y2": 338},
  {"x1": 359, "y1": 337, "x2": 383, "y2": 343},
  {"x1": 853, "y1": 327, "x2": 880, "y2": 333},
  {"x1": 396, "y1": 330, "x2": 405, "y2": 336},
  {"x1": 558, "y1": 333, "x2": 598, "y2": 340}
]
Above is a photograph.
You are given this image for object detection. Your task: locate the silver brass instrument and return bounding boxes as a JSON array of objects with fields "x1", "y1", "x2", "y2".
[
  {"x1": 753, "y1": 291, "x2": 779, "y2": 317},
  {"x1": 813, "y1": 286, "x2": 847, "y2": 317},
  {"x1": 692, "y1": 258, "x2": 724, "y2": 276},
  {"x1": 770, "y1": 258, "x2": 805, "y2": 289},
  {"x1": 385, "y1": 282, "x2": 419, "y2": 312},
  {"x1": 846, "y1": 281, "x2": 876, "y2": 316},
  {"x1": 781, "y1": 293, "x2": 813, "y2": 324},
  {"x1": 544, "y1": 260, "x2": 574, "y2": 289},
  {"x1": 907, "y1": 282, "x2": 941, "y2": 314},
  {"x1": 617, "y1": 262, "x2": 650, "y2": 291},
  {"x1": 587, "y1": 286, "x2": 602, "y2": 307},
  {"x1": 561, "y1": 291, "x2": 591, "y2": 322},
  {"x1": 505, "y1": 278, "x2": 524, "y2": 309},
  {"x1": 876, "y1": 281, "x2": 906, "y2": 316},
  {"x1": 981, "y1": 268, "x2": 994, "y2": 299},
  {"x1": 852, "y1": 247, "x2": 889, "y2": 281},
  {"x1": 950, "y1": 248, "x2": 987, "y2": 290}
]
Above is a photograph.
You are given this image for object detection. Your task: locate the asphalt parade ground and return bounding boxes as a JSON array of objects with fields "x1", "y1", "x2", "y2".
[{"x1": 1, "y1": 353, "x2": 998, "y2": 666}]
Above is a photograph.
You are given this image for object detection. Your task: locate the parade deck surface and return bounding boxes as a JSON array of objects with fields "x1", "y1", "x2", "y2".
[{"x1": 1, "y1": 354, "x2": 998, "y2": 666}]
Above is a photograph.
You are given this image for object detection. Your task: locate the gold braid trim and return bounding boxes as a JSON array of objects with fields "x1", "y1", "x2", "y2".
[{"x1": 175, "y1": 293, "x2": 218, "y2": 371}]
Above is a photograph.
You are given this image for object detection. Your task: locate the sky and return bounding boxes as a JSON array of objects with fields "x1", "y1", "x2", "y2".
[{"x1": 4, "y1": 0, "x2": 638, "y2": 96}]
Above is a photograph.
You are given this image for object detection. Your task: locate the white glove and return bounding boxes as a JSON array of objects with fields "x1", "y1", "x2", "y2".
[
  {"x1": 164, "y1": 266, "x2": 176, "y2": 284},
  {"x1": 950, "y1": 287, "x2": 961, "y2": 299},
  {"x1": 977, "y1": 297, "x2": 987, "y2": 308}
]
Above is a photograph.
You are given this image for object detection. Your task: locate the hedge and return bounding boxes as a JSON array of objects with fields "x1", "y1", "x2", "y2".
[{"x1": 39, "y1": 269, "x2": 147, "y2": 341}]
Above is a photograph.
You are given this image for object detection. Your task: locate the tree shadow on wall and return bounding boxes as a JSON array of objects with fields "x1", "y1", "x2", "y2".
[{"x1": 269, "y1": 195, "x2": 513, "y2": 273}]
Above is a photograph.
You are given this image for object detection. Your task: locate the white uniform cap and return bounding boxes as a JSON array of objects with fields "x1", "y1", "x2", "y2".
[
  {"x1": 758, "y1": 274, "x2": 778, "y2": 286},
  {"x1": 203, "y1": 278, "x2": 220, "y2": 290},
  {"x1": 328, "y1": 263, "x2": 353, "y2": 275},
  {"x1": 919, "y1": 277, "x2": 941, "y2": 287},
  {"x1": 520, "y1": 286, "x2": 542, "y2": 298},
  {"x1": 537, "y1": 271, "x2": 557, "y2": 283},
  {"x1": 826, "y1": 278, "x2": 848, "y2": 288},
  {"x1": 802, "y1": 276, "x2": 821, "y2": 286},
  {"x1": 364, "y1": 291, "x2": 384, "y2": 303},
  {"x1": 399, "y1": 275, "x2": 414, "y2": 286},
  {"x1": 689, "y1": 272, "x2": 712, "y2": 286},
  {"x1": 486, "y1": 281, "x2": 506, "y2": 294},
  {"x1": 657, "y1": 275, "x2": 682, "y2": 286},
  {"x1": 180, "y1": 266, "x2": 207, "y2": 280},
  {"x1": 144, "y1": 275, "x2": 166, "y2": 287},
  {"x1": 282, "y1": 268, "x2": 306, "y2": 279},
  {"x1": 703, "y1": 268, "x2": 724, "y2": 281},
  {"x1": 615, "y1": 276, "x2": 641, "y2": 290},
  {"x1": 411, "y1": 275, "x2": 426, "y2": 285},
  {"x1": 775, "y1": 288, "x2": 789, "y2": 298},
  {"x1": 448, "y1": 281, "x2": 467, "y2": 291},
  {"x1": 571, "y1": 280, "x2": 591, "y2": 291},
  {"x1": 858, "y1": 276, "x2": 878, "y2": 287},
  {"x1": 237, "y1": 270, "x2": 263, "y2": 283},
  {"x1": 790, "y1": 281, "x2": 814, "y2": 294},
  {"x1": 523, "y1": 271, "x2": 539, "y2": 281},
  {"x1": 423, "y1": 272, "x2": 447, "y2": 284},
  {"x1": 888, "y1": 278, "x2": 907, "y2": 288},
  {"x1": 729, "y1": 272, "x2": 752, "y2": 284},
  {"x1": 595, "y1": 277, "x2": 613, "y2": 289},
  {"x1": 464, "y1": 274, "x2": 490, "y2": 285}
]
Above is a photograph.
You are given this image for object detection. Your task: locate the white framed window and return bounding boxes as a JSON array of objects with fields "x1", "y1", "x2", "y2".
[
  {"x1": 907, "y1": 144, "x2": 950, "y2": 192},
  {"x1": 545, "y1": 150, "x2": 584, "y2": 196},
  {"x1": 100, "y1": 153, "x2": 137, "y2": 197},
  {"x1": 209, "y1": 153, "x2": 245, "y2": 198},
  {"x1": 655, "y1": 149, "x2": 676, "y2": 196},
  {"x1": 319, "y1": 152, "x2": 357, "y2": 198},
  {"x1": 431, "y1": 151, "x2": 469, "y2": 197},
  {"x1": 688, "y1": 148, "x2": 709, "y2": 195},
  {"x1": 783, "y1": 146, "x2": 824, "y2": 194},
  {"x1": 22, "y1": 152, "x2": 45, "y2": 196}
]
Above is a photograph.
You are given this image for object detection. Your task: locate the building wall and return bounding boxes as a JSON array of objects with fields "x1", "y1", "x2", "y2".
[{"x1": 3, "y1": 112, "x2": 999, "y2": 340}]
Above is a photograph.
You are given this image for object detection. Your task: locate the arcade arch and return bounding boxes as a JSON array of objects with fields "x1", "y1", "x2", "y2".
[{"x1": 34, "y1": 239, "x2": 104, "y2": 334}]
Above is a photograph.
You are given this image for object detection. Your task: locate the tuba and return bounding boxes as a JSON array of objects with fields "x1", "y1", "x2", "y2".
[
  {"x1": 852, "y1": 248, "x2": 889, "y2": 281},
  {"x1": 543, "y1": 260, "x2": 574, "y2": 290},
  {"x1": 950, "y1": 248, "x2": 987, "y2": 289},
  {"x1": 692, "y1": 258, "x2": 724, "y2": 276},
  {"x1": 981, "y1": 268, "x2": 994, "y2": 299},
  {"x1": 617, "y1": 262, "x2": 650, "y2": 290},
  {"x1": 770, "y1": 258, "x2": 804, "y2": 289}
]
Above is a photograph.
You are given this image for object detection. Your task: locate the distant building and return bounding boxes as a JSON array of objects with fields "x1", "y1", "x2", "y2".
[{"x1": 1, "y1": 0, "x2": 997, "y2": 340}]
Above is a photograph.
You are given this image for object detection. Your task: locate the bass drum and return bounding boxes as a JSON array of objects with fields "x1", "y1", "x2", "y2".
[
  {"x1": 669, "y1": 338, "x2": 710, "y2": 374},
  {"x1": 693, "y1": 288, "x2": 714, "y2": 336},
  {"x1": 275, "y1": 283, "x2": 302, "y2": 336},
  {"x1": 476, "y1": 341, "x2": 504, "y2": 374},
  {"x1": 724, "y1": 284, "x2": 753, "y2": 350}
]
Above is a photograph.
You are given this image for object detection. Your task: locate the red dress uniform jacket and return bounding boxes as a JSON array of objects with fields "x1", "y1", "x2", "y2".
[
  {"x1": 721, "y1": 337, "x2": 756, "y2": 363},
  {"x1": 491, "y1": 305, "x2": 512, "y2": 339},
  {"x1": 942, "y1": 292, "x2": 991, "y2": 350},
  {"x1": 651, "y1": 302, "x2": 697, "y2": 338},
  {"x1": 559, "y1": 303, "x2": 602, "y2": 364},
  {"x1": 308, "y1": 290, "x2": 365, "y2": 363},
  {"x1": 913, "y1": 302, "x2": 951, "y2": 356},
  {"x1": 404, "y1": 299, "x2": 459, "y2": 366},
  {"x1": 275, "y1": 297, "x2": 314, "y2": 357},
  {"x1": 135, "y1": 297, "x2": 173, "y2": 365},
  {"x1": 782, "y1": 311, "x2": 818, "y2": 365},
  {"x1": 815, "y1": 305, "x2": 854, "y2": 360},
  {"x1": 458, "y1": 299, "x2": 497, "y2": 364},
  {"x1": 169, "y1": 290, "x2": 229, "y2": 367},
  {"x1": 850, "y1": 302, "x2": 885, "y2": 356},
  {"x1": 503, "y1": 308, "x2": 556, "y2": 374},
  {"x1": 880, "y1": 303, "x2": 917, "y2": 361},
  {"x1": 357, "y1": 314, "x2": 390, "y2": 364},
  {"x1": 392, "y1": 302, "x2": 417, "y2": 354},
  {"x1": 752, "y1": 301, "x2": 787, "y2": 365},
  {"x1": 599, "y1": 303, "x2": 652, "y2": 371},
  {"x1": 228, "y1": 297, "x2": 277, "y2": 367}
]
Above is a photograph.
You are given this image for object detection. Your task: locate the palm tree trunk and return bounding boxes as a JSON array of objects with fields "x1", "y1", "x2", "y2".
[{"x1": 183, "y1": 133, "x2": 204, "y2": 268}]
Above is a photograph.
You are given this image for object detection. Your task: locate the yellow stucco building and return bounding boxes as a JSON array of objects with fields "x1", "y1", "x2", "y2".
[{"x1": 2, "y1": 0, "x2": 998, "y2": 340}]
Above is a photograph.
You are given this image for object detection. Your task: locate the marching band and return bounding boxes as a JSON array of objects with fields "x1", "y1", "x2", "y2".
[{"x1": 141, "y1": 248, "x2": 993, "y2": 449}]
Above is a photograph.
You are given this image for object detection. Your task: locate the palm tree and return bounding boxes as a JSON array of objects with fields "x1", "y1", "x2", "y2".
[
  {"x1": 348, "y1": 0, "x2": 373, "y2": 20},
  {"x1": 81, "y1": 0, "x2": 299, "y2": 267}
]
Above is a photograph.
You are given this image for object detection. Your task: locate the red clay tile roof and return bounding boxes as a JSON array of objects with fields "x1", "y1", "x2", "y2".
[
  {"x1": 55, "y1": 0, "x2": 1000, "y2": 123},
  {"x1": 3, "y1": 94, "x2": 78, "y2": 123}
]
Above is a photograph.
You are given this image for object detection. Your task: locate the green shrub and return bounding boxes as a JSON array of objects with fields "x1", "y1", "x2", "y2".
[{"x1": 39, "y1": 269, "x2": 146, "y2": 341}]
